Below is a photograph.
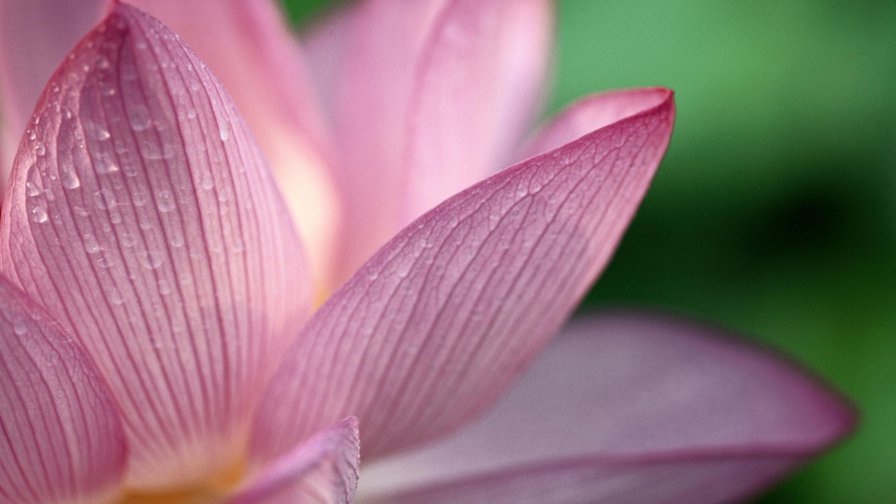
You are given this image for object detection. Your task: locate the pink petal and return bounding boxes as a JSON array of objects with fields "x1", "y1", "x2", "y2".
[
  {"x1": 0, "y1": 3, "x2": 308, "y2": 490},
  {"x1": 128, "y1": 0, "x2": 341, "y2": 290},
  {"x1": 0, "y1": 276, "x2": 126, "y2": 504},
  {"x1": 316, "y1": 0, "x2": 447, "y2": 285},
  {"x1": 361, "y1": 314, "x2": 855, "y2": 503},
  {"x1": 519, "y1": 88, "x2": 675, "y2": 161},
  {"x1": 0, "y1": 0, "x2": 105, "y2": 201},
  {"x1": 249, "y1": 91, "x2": 675, "y2": 464},
  {"x1": 228, "y1": 417, "x2": 360, "y2": 504},
  {"x1": 403, "y1": 0, "x2": 553, "y2": 221}
]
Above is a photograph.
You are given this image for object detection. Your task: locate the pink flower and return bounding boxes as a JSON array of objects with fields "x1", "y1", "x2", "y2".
[{"x1": 0, "y1": 1, "x2": 854, "y2": 503}]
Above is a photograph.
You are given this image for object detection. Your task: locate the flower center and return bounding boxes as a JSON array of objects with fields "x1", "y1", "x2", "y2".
[{"x1": 117, "y1": 459, "x2": 244, "y2": 504}]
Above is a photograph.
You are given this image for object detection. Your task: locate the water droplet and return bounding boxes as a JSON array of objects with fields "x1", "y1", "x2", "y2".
[
  {"x1": 30, "y1": 206, "x2": 48, "y2": 223},
  {"x1": 94, "y1": 189, "x2": 116, "y2": 210},
  {"x1": 158, "y1": 279, "x2": 171, "y2": 295},
  {"x1": 109, "y1": 212, "x2": 123, "y2": 224},
  {"x1": 218, "y1": 124, "x2": 230, "y2": 142},
  {"x1": 128, "y1": 104, "x2": 151, "y2": 131},
  {"x1": 119, "y1": 231, "x2": 137, "y2": 248},
  {"x1": 95, "y1": 154, "x2": 120, "y2": 174},
  {"x1": 95, "y1": 54, "x2": 111, "y2": 69},
  {"x1": 96, "y1": 253, "x2": 113, "y2": 268},
  {"x1": 108, "y1": 287, "x2": 123, "y2": 305},
  {"x1": 141, "y1": 140, "x2": 163, "y2": 160},
  {"x1": 84, "y1": 118, "x2": 111, "y2": 140},
  {"x1": 198, "y1": 172, "x2": 214, "y2": 190},
  {"x1": 61, "y1": 169, "x2": 81, "y2": 189},
  {"x1": 83, "y1": 234, "x2": 100, "y2": 254},
  {"x1": 155, "y1": 190, "x2": 175, "y2": 212},
  {"x1": 190, "y1": 79, "x2": 201, "y2": 92},
  {"x1": 138, "y1": 249, "x2": 164, "y2": 270},
  {"x1": 27, "y1": 130, "x2": 37, "y2": 141},
  {"x1": 12, "y1": 318, "x2": 28, "y2": 335},
  {"x1": 34, "y1": 141, "x2": 46, "y2": 156},
  {"x1": 186, "y1": 109, "x2": 197, "y2": 120},
  {"x1": 131, "y1": 185, "x2": 149, "y2": 207}
]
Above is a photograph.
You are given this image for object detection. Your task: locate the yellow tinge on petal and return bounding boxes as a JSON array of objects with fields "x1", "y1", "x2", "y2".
[
  {"x1": 118, "y1": 458, "x2": 244, "y2": 504},
  {"x1": 262, "y1": 125, "x2": 341, "y2": 305}
]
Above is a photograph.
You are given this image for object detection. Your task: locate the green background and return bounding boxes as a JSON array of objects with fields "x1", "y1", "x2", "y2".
[{"x1": 283, "y1": 1, "x2": 895, "y2": 502}]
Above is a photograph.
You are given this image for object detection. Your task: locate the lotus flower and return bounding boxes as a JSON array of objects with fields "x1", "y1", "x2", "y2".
[{"x1": 0, "y1": 1, "x2": 854, "y2": 503}]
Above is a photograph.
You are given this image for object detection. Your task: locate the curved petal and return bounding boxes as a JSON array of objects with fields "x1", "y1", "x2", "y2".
[
  {"x1": 249, "y1": 91, "x2": 674, "y2": 464},
  {"x1": 228, "y1": 418, "x2": 360, "y2": 504},
  {"x1": 519, "y1": 88, "x2": 674, "y2": 162},
  {"x1": 403, "y1": 0, "x2": 552, "y2": 221},
  {"x1": 0, "y1": 4, "x2": 308, "y2": 490},
  {"x1": 129, "y1": 0, "x2": 340, "y2": 290},
  {"x1": 0, "y1": 0, "x2": 105, "y2": 200},
  {"x1": 361, "y1": 313, "x2": 855, "y2": 503},
  {"x1": 319, "y1": 0, "x2": 447, "y2": 285},
  {"x1": 366, "y1": 455, "x2": 804, "y2": 504},
  {"x1": 0, "y1": 276, "x2": 126, "y2": 504}
]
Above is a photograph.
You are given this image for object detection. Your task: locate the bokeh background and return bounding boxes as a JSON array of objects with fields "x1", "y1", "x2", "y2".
[{"x1": 285, "y1": 1, "x2": 895, "y2": 502}]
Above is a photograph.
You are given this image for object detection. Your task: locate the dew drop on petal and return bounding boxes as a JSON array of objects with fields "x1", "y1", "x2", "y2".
[
  {"x1": 94, "y1": 189, "x2": 116, "y2": 210},
  {"x1": 155, "y1": 190, "x2": 175, "y2": 212},
  {"x1": 128, "y1": 104, "x2": 151, "y2": 131},
  {"x1": 83, "y1": 234, "x2": 100, "y2": 254},
  {"x1": 138, "y1": 249, "x2": 164, "y2": 270},
  {"x1": 30, "y1": 206, "x2": 48, "y2": 223},
  {"x1": 12, "y1": 318, "x2": 28, "y2": 335},
  {"x1": 61, "y1": 169, "x2": 81, "y2": 189}
]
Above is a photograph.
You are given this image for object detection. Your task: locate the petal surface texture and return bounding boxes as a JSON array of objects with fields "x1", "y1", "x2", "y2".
[
  {"x1": 403, "y1": 0, "x2": 552, "y2": 221},
  {"x1": 520, "y1": 88, "x2": 676, "y2": 161},
  {"x1": 228, "y1": 418, "x2": 360, "y2": 504},
  {"x1": 0, "y1": 4, "x2": 309, "y2": 490},
  {"x1": 250, "y1": 90, "x2": 674, "y2": 463},
  {"x1": 314, "y1": 0, "x2": 551, "y2": 286},
  {"x1": 361, "y1": 314, "x2": 855, "y2": 504},
  {"x1": 0, "y1": 0, "x2": 105, "y2": 199},
  {"x1": 128, "y1": 0, "x2": 340, "y2": 289},
  {"x1": 0, "y1": 276, "x2": 126, "y2": 504}
]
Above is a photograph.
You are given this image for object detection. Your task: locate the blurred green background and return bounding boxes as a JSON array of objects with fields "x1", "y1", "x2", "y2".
[{"x1": 285, "y1": 1, "x2": 895, "y2": 502}]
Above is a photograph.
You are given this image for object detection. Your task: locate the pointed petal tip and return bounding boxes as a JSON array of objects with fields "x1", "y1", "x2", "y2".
[{"x1": 3, "y1": 0, "x2": 310, "y2": 489}]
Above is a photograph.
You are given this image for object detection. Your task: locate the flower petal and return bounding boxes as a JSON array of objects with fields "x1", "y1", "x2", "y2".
[
  {"x1": 0, "y1": 4, "x2": 308, "y2": 490},
  {"x1": 316, "y1": 0, "x2": 447, "y2": 285},
  {"x1": 128, "y1": 0, "x2": 341, "y2": 290},
  {"x1": 519, "y1": 88, "x2": 675, "y2": 161},
  {"x1": 249, "y1": 91, "x2": 674, "y2": 463},
  {"x1": 0, "y1": 0, "x2": 105, "y2": 200},
  {"x1": 0, "y1": 276, "x2": 126, "y2": 504},
  {"x1": 361, "y1": 313, "x2": 855, "y2": 504},
  {"x1": 228, "y1": 418, "x2": 360, "y2": 504},
  {"x1": 403, "y1": 0, "x2": 552, "y2": 221}
]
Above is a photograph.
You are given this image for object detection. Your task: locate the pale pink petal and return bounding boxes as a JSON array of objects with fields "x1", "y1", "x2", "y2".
[
  {"x1": 361, "y1": 314, "x2": 855, "y2": 503},
  {"x1": 319, "y1": 0, "x2": 449, "y2": 285},
  {"x1": 228, "y1": 418, "x2": 360, "y2": 504},
  {"x1": 302, "y1": 5, "x2": 353, "y2": 126},
  {"x1": 403, "y1": 0, "x2": 552, "y2": 221},
  {"x1": 519, "y1": 88, "x2": 675, "y2": 161},
  {"x1": 0, "y1": 0, "x2": 105, "y2": 201},
  {"x1": 0, "y1": 4, "x2": 308, "y2": 490},
  {"x1": 129, "y1": 0, "x2": 340, "y2": 292},
  {"x1": 365, "y1": 455, "x2": 805, "y2": 504},
  {"x1": 0, "y1": 276, "x2": 126, "y2": 504},
  {"x1": 250, "y1": 91, "x2": 674, "y2": 464}
]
